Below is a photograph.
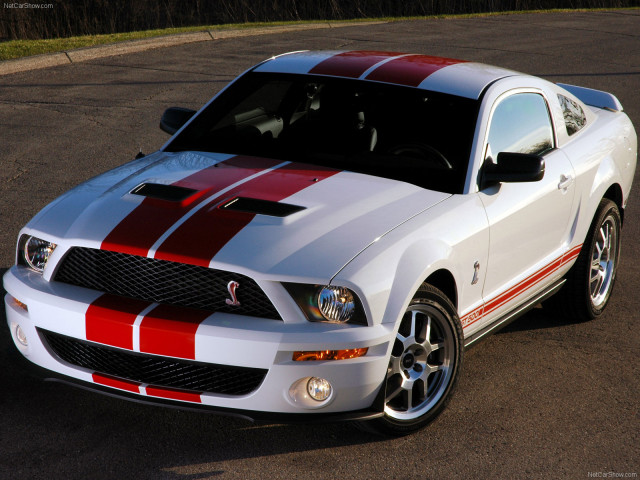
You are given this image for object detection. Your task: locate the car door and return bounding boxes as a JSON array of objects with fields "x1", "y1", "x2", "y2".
[{"x1": 477, "y1": 91, "x2": 576, "y2": 324}]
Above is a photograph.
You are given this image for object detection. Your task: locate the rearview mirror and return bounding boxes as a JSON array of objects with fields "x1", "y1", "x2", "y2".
[
  {"x1": 160, "y1": 107, "x2": 196, "y2": 135},
  {"x1": 481, "y1": 152, "x2": 545, "y2": 189}
]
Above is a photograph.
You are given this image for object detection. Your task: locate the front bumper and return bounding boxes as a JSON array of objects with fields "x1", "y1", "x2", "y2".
[{"x1": 4, "y1": 266, "x2": 392, "y2": 418}]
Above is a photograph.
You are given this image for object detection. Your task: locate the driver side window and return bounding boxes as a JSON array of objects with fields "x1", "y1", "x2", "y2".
[{"x1": 487, "y1": 93, "x2": 554, "y2": 157}]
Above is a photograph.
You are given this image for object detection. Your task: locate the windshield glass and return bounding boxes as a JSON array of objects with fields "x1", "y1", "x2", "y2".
[{"x1": 165, "y1": 72, "x2": 479, "y2": 194}]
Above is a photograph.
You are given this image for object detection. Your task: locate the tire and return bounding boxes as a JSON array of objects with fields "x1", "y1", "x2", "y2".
[
  {"x1": 546, "y1": 198, "x2": 621, "y2": 320},
  {"x1": 356, "y1": 284, "x2": 463, "y2": 436}
]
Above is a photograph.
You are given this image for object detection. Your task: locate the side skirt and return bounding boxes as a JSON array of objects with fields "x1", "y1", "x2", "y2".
[{"x1": 464, "y1": 278, "x2": 566, "y2": 349}]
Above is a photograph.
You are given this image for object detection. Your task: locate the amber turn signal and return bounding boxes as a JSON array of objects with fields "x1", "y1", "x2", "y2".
[
  {"x1": 293, "y1": 348, "x2": 368, "y2": 361},
  {"x1": 12, "y1": 297, "x2": 28, "y2": 311}
]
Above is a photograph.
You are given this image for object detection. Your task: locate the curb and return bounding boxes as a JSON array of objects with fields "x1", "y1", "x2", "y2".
[{"x1": 0, "y1": 21, "x2": 386, "y2": 76}]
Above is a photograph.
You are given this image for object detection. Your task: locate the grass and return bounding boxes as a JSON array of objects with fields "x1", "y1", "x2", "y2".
[
  {"x1": 0, "y1": 21, "x2": 319, "y2": 61},
  {"x1": 1, "y1": 8, "x2": 638, "y2": 62}
]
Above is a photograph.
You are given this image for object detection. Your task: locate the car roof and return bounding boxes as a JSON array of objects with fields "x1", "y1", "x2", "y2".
[{"x1": 253, "y1": 50, "x2": 520, "y2": 100}]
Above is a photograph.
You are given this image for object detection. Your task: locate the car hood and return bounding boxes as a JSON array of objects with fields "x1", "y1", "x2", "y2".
[{"x1": 28, "y1": 151, "x2": 450, "y2": 281}]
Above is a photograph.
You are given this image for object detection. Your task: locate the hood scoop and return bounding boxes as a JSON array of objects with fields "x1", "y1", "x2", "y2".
[
  {"x1": 131, "y1": 183, "x2": 198, "y2": 202},
  {"x1": 220, "y1": 197, "x2": 306, "y2": 217}
]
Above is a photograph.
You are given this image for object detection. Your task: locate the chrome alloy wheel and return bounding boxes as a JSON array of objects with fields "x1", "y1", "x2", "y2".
[
  {"x1": 385, "y1": 303, "x2": 455, "y2": 421},
  {"x1": 590, "y1": 214, "x2": 618, "y2": 308}
]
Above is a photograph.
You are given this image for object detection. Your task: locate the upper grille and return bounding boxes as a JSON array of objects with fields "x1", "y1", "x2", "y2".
[
  {"x1": 54, "y1": 247, "x2": 281, "y2": 320},
  {"x1": 40, "y1": 329, "x2": 267, "y2": 396}
]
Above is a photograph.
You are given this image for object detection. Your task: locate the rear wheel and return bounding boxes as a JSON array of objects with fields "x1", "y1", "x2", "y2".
[
  {"x1": 357, "y1": 284, "x2": 463, "y2": 436},
  {"x1": 546, "y1": 198, "x2": 621, "y2": 320}
]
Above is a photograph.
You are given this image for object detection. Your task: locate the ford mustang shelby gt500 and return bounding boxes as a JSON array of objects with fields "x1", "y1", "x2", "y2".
[{"x1": 4, "y1": 50, "x2": 637, "y2": 435}]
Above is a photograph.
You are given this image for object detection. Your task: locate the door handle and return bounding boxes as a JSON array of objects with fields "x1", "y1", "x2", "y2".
[{"x1": 558, "y1": 174, "x2": 574, "y2": 190}]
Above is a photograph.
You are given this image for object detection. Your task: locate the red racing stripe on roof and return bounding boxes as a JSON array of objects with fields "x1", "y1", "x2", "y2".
[
  {"x1": 139, "y1": 304, "x2": 211, "y2": 360},
  {"x1": 153, "y1": 162, "x2": 339, "y2": 267},
  {"x1": 365, "y1": 55, "x2": 467, "y2": 87},
  {"x1": 85, "y1": 294, "x2": 151, "y2": 350},
  {"x1": 309, "y1": 51, "x2": 406, "y2": 78},
  {"x1": 101, "y1": 156, "x2": 281, "y2": 257}
]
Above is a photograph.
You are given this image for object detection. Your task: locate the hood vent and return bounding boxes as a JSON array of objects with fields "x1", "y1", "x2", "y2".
[
  {"x1": 131, "y1": 183, "x2": 198, "y2": 202},
  {"x1": 220, "y1": 197, "x2": 306, "y2": 217}
]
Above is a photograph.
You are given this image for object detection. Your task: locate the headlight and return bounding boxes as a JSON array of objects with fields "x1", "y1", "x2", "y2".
[
  {"x1": 19, "y1": 235, "x2": 57, "y2": 273},
  {"x1": 317, "y1": 286, "x2": 355, "y2": 323},
  {"x1": 283, "y1": 283, "x2": 367, "y2": 325}
]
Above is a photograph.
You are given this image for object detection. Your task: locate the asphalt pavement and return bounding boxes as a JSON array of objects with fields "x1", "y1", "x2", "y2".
[{"x1": 0, "y1": 10, "x2": 639, "y2": 480}]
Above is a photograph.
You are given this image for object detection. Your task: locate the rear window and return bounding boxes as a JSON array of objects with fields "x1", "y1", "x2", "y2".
[
  {"x1": 166, "y1": 72, "x2": 479, "y2": 194},
  {"x1": 558, "y1": 94, "x2": 587, "y2": 136}
]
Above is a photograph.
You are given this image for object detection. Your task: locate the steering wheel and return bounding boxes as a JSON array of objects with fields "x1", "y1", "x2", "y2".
[{"x1": 388, "y1": 143, "x2": 453, "y2": 170}]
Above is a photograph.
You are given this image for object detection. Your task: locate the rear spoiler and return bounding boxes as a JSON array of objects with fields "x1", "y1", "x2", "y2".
[{"x1": 557, "y1": 83, "x2": 623, "y2": 112}]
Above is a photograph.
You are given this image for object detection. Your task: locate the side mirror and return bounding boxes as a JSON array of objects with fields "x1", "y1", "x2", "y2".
[
  {"x1": 481, "y1": 152, "x2": 545, "y2": 189},
  {"x1": 160, "y1": 107, "x2": 196, "y2": 135}
]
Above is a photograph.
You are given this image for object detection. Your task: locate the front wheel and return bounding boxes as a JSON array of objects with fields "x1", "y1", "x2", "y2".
[{"x1": 357, "y1": 284, "x2": 463, "y2": 436}]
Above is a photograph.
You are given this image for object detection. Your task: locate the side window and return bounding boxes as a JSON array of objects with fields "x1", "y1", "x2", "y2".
[
  {"x1": 558, "y1": 94, "x2": 587, "y2": 136},
  {"x1": 487, "y1": 93, "x2": 554, "y2": 157}
]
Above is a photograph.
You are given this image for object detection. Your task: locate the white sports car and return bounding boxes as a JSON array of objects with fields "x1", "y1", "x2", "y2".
[{"x1": 4, "y1": 51, "x2": 637, "y2": 435}]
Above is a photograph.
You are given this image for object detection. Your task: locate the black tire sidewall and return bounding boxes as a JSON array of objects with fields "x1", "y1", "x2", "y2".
[
  {"x1": 362, "y1": 284, "x2": 463, "y2": 436},
  {"x1": 581, "y1": 199, "x2": 622, "y2": 318}
]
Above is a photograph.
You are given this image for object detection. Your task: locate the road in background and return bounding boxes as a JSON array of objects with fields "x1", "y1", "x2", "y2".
[{"x1": 1, "y1": 11, "x2": 638, "y2": 480}]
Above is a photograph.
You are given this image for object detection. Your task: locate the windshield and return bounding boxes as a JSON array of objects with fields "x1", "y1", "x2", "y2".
[{"x1": 165, "y1": 72, "x2": 479, "y2": 194}]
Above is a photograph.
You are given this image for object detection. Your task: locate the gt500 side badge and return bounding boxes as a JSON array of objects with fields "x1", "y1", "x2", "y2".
[{"x1": 225, "y1": 281, "x2": 241, "y2": 306}]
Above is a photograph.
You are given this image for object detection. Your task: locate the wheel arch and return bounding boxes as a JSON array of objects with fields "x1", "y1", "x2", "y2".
[
  {"x1": 425, "y1": 269, "x2": 458, "y2": 309},
  {"x1": 602, "y1": 183, "x2": 625, "y2": 225}
]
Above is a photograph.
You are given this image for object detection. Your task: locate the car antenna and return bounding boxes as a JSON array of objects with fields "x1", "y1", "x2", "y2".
[{"x1": 135, "y1": 147, "x2": 145, "y2": 159}]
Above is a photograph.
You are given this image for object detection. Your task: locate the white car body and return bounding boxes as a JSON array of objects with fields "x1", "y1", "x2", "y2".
[{"x1": 4, "y1": 51, "x2": 637, "y2": 429}]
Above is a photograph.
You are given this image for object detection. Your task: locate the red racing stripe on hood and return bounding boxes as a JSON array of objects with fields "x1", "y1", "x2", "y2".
[
  {"x1": 365, "y1": 55, "x2": 467, "y2": 87},
  {"x1": 101, "y1": 156, "x2": 281, "y2": 257},
  {"x1": 139, "y1": 304, "x2": 211, "y2": 360},
  {"x1": 309, "y1": 51, "x2": 405, "y2": 78},
  {"x1": 153, "y1": 162, "x2": 339, "y2": 267},
  {"x1": 86, "y1": 294, "x2": 151, "y2": 349}
]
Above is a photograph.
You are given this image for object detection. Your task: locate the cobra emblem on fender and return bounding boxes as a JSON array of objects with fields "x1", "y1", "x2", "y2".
[{"x1": 225, "y1": 280, "x2": 241, "y2": 306}]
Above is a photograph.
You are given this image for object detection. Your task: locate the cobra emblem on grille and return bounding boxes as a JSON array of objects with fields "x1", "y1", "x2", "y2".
[{"x1": 225, "y1": 280, "x2": 241, "y2": 306}]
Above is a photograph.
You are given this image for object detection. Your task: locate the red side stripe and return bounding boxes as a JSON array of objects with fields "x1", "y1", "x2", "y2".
[
  {"x1": 365, "y1": 55, "x2": 466, "y2": 87},
  {"x1": 93, "y1": 373, "x2": 141, "y2": 394},
  {"x1": 482, "y1": 257, "x2": 563, "y2": 317},
  {"x1": 85, "y1": 294, "x2": 151, "y2": 349},
  {"x1": 146, "y1": 385, "x2": 202, "y2": 403},
  {"x1": 101, "y1": 156, "x2": 281, "y2": 257},
  {"x1": 309, "y1": 51, "x2": 405, "y2": 78},
  {"x1": 461, "y1": 244, "x2": 583, "y2": 328},
  {"x1": 139, "y1": 304, "x2": 211, "y2": 360},
  {"x1": 561, "y1": 244, "x2": 582, "y2": 265},
  {"x1": 154, "y1": 162, "x2": 339, "y2": 267}
]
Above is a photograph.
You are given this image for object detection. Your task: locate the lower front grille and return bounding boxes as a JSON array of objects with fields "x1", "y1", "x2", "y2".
[{"x1": 40, "y1": 329, "x2": 267, "y2": 396}]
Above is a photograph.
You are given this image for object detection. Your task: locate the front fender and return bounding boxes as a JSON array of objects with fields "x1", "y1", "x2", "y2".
[{"x1": 332, "y1": 194, "x2": 490, "y2": 330}]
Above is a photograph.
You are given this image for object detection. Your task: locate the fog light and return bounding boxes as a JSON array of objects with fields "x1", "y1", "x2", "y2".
[
  {"x1": 15, "y1": 325, "x2": 28, "y2": 347},
  {"x1": 307, "y1": 377, "x2": 332, "y2": 402}
]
